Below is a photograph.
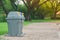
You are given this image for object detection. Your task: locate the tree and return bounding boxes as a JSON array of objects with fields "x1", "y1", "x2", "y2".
[
  {"x1": 48, "y1": 0, "x2": 60, "y2": 19},
  {"x1": 10, "y1": 0, "x2": 17, "y2": 11},
  {"x1": 0, "y1": 0, "x2": 9, "y2": 17},
  {"x1": 0, "y1": 0, "x2": 16, "y2": 17},
  {"x1": 22, "y1": 0, "x2": 49, "y2": 21}
]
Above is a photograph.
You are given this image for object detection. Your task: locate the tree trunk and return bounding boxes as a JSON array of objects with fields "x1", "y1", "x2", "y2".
[
  {"x1": 53, "y1": 6, "x2": 57, "y2": 19},
  {"x1": 53, "y1": 11, "x2": 56, "y2": 19},
  {"x1": 25, "y1": 8, "x2": 32, "y2": 21}
]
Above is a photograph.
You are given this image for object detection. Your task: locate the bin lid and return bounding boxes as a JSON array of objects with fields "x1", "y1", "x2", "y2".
[{"x1": 6, "y1": 11, "x2": 25, "y2": 20}]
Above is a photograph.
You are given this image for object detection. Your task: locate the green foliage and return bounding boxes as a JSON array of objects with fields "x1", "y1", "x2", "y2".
[
  {"x1": 18, "y1": 4, "x2": 27, "y2": 13},
  {"x1": 0, "y1": 11, "x2": 6, "y2": 22},
  {"x1": 4, "y1": 0, "x2": 13, "y2": 10},
  {"x1": 0, "y1": 0, "x2": 60, "y2": 21},
  {"x1": 0, "y1": 16, "x2": 6, "y2": 22}
]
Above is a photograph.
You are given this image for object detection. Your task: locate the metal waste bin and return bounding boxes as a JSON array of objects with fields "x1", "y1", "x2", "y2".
[{"x1": 6, "y1": 11, "x2": 25, "y2": 36}]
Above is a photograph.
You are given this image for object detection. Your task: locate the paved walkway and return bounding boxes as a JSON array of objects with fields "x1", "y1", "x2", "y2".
[{"x1": 1, "y1": 22, "x2": 60, "y2": 40}]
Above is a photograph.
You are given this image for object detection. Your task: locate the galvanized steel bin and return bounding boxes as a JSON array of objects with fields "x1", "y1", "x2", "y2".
[{"x1": 6, "y1": 11, "x2": 25, "y2": 36}]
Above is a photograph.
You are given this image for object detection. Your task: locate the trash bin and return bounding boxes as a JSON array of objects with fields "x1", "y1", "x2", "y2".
[{"x1": 6, "y1": 11, "x2": 25, "y2": 36}]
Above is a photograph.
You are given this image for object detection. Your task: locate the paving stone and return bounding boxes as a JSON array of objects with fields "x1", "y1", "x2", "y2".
[{"x1": 0, "y1": 22, "x2": 60, "y2": 40}]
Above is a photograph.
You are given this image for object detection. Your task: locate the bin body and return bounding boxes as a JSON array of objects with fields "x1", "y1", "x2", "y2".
[{"x1": 6, "y1": 11, "x2": 25, "y2": 36}]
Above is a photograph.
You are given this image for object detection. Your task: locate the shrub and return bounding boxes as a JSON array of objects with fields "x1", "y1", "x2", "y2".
[{"x1": 0, "y1": 16, "x2": 6, "y2": 22}]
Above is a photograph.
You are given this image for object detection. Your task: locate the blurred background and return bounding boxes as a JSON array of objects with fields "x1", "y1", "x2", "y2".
[
  {"x1": 0, "y1": 0, "x2": 60, "y2": 22},
  {"x1": 0, "y1": 0, "x2": 60, "y2": 35}
]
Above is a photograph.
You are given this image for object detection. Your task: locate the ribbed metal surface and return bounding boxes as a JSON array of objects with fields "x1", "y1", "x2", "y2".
[{"x1": 6, "y1": 11, "x2": 25, "y2": 36}]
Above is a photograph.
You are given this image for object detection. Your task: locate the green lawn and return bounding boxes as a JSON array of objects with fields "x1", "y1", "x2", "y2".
[
  {"x1": 0, "y1": 21, "x2": 31, "y2": 35},
  {"x1": 0, "y1": 19, "x2": 60, "y2": 35},
  {"x1": 32, "y1": 19, "x2": 60, "y2": 22},
  {"x1": 0, "y1": 23, "x2": 8, "y2": 35}
]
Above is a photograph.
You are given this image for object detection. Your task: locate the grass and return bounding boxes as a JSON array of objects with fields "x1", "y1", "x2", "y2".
[
  {"x1": 32, "y1": 19, "x2": 60, "y2": 22},
  {"x1": 0, "y1": 19, "x2": 60, "y2": 35},
  {"x1": 24, "y1": 21, "x2": 32, "y2": 25},
  {"x1": 0, "y1": 23, "x2": 8, "y2": 35},
  {"x1": 0, "y1": 21, "x2": 31, "y2": 35}
]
